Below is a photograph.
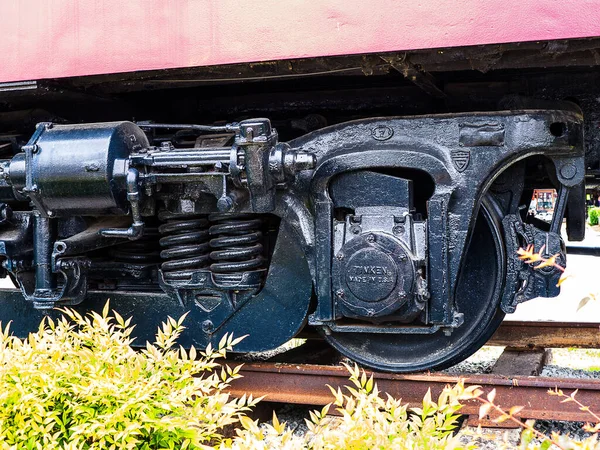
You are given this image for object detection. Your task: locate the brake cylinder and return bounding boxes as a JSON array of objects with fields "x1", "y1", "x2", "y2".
[{"x1": 8, "y1": 122, "x2": 148, "y2": 216}]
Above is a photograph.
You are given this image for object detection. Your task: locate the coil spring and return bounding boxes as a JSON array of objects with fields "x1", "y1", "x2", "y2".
[
  {"x1": 110, "y1": 227, "x2": 161, "y2": 264},
  {"x1": 208, "y1": 213, "x2": 265, "y2": 276},
  {"x1": 158, "y1": 214, "x2": 211, "y2": 280}
]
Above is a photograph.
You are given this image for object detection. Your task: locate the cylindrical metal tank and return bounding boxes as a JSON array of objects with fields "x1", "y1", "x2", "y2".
[{"x1": 9, "y1": 122, "x2": 148, "y2": 216}]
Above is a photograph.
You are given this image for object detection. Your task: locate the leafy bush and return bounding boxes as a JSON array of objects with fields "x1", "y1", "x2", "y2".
[
  {"x1": 590, "y1": 207, "x2": 600, "y2": 226},
  {"x1": 2, "y1": 303, "x2": 599, "y2": 450},
  {"x1": 221, "y1": 364, "x2": 478, "y2": 450},
  {"x1": 0, "y1": 304, "x2": 255, "y2": 449},
  {"x1": 0, "y1": 304, "x2": 475, "y2": 450}
]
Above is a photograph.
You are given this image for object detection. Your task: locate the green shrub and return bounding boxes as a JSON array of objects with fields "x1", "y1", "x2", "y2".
[
  {"x1": 0, "y1": 303, "x2": 475, "y2": 450},
  {"x1": 590, "y1": 207, "x2": 600, "y2": 226},
  {"x1": 2, "y1": 304, "x2": 598, "y2": 450},
  {"x1": 0, "y1": 304, "x2": 255, "y2": 449}
]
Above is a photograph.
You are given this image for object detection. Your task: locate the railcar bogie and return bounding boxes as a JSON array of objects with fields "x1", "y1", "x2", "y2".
[{"x1": 1, "y1": 42, "x2": 598, "y2": 371}]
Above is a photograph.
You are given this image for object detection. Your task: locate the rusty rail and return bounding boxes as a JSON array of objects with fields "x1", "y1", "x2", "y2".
[
  {"x1": 227, "y1": 361, "x2": 600, "y2": 422},
  {"x1": 226, "y1": 321, "x2": 600, "y2": 423}
]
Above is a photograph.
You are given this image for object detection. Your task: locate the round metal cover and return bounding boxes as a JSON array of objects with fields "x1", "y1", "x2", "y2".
[
  {"x1": 332, "y1": 232, "x2": 415, "y2": 318},
  {"x1": 345, "y1": 248, "x2": 397, "y2": 302}
]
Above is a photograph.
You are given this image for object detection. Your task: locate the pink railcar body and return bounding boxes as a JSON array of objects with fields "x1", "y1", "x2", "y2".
[{"x1": 1, "y1": 0, "x2": 600, "y2": 82}]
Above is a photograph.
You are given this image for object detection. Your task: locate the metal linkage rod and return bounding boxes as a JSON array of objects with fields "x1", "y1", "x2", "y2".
[{"x1": 136, "y1": 122, "x2": 238, "y2": 133}]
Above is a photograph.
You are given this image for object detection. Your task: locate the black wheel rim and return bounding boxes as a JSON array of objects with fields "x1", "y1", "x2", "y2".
[{"x1": 322, "y1": 196, "x2": 506, "y2": 372}]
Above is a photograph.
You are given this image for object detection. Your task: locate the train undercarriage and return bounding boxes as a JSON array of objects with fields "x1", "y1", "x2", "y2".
[{"x1": 0, "y1": 39, "x2": 597, "y2": 372}]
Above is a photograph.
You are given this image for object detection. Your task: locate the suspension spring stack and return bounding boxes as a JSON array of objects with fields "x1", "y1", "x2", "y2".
[
  {"x1": 158, "y1": 214, "x2": 211, "y2": 281},
  {"x1": 158, "y1": 212, "x2": 267, "y2": 287},
  {"x1": 208, "y1": 213, "x2": 266, "y2": 285}
]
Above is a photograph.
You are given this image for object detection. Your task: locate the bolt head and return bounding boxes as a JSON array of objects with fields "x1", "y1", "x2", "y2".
[
  {"x1": 217, "y1": 196, "x2": 234, "y2": 212},
  {"x1": 560, "y1": 163, "x2": 577, "y2": 180},
  {"x1": 393, "y1": 225, "x2": 404, "y2": 235},
  {"x1": 201, "y1": 320, "x2": 214, "y2": 333},
  {"x1": 366, "y1": 233, "x2": 376, "y2": 243}
]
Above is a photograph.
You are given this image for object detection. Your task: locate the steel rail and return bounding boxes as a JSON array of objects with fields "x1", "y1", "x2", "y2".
[
  {"x1": 227, "y1": 361, "x2": 600, "y2": 422},
  {"x1": 226, "y1": 321, "x2": 600, "y2": 423},
  {"x1": 489, "y1": 320, "x2": 600, "y2": 348}
]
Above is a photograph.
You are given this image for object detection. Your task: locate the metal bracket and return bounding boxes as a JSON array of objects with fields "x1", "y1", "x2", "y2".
[
  {"x1": 20, "y1": 122, "x2": 53, "y2": 217},
  {"x1": 382, "y1": 54, "x2": 446, "y2": 98},
  {"x1": 13, "y1": 255, "x2": 90, "y2": 310},
  {"x1": 501, "y1": 214, "x2": 565, "y2": 314},
  {"x1": 235, "y1": 119, "x2": 278, "y2": 212}
]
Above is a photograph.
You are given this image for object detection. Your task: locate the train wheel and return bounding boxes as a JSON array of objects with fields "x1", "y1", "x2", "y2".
[{"x1": 321, "y1": 196, "x2": 506, "y2": 372}]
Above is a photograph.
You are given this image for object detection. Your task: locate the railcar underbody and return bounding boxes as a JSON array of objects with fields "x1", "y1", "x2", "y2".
[{"x1": 0, "y1": 39, "x2": 599, "y2": 371}]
